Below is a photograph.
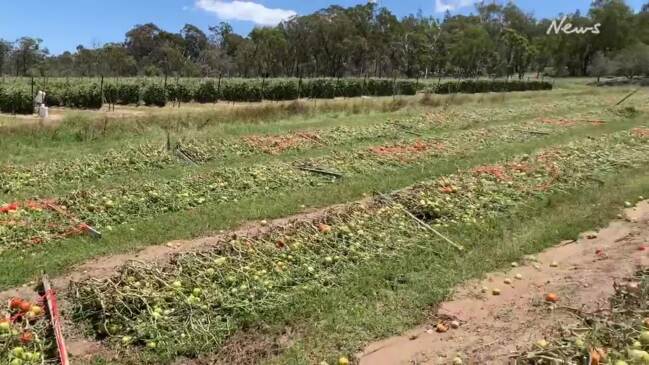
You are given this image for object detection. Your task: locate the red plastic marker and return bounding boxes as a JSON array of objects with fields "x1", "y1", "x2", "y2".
[{"x1": 43, "y1": 275, "x2": 69, "y2": 365}]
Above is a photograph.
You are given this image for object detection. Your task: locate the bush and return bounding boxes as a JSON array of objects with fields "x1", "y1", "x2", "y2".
[
  {"x1": 0, "y1": 87, "x2": 33, "y2": 114},
  {"x1": 263, "y1": 80, "x2": 299, "y2": 100},
  {"x1": 366, "y1": 79, "x2": 394, "y2": 96},
  {"x1": 44, "y1": 88, "x2": 63, "y2": 107},
  {"x1": 303, "y1": 79, "x2": 336, "y2": 99},
  {"x1": 337, "y1": 79, "x2": 363, "y2": 97},
  {"x1": 193, "y1": 81, "x2": 219, "y2": 103},
  {"x1": 396, "y1": 81, "x2": 417, "y2": 95},
  {"x1": 142, "y1": 84, "x2": 167, "y2": 107},
  {"x1": 68, "y1": 84, "x2": 102, "y2": 109},
  {"x1": 221, "y1": 82, "x2": 262, "y2": 102},
  {"x1": 117, "y1": 84, "x2": 141, "y2": 105},
  {"x1": 433, "y1": 80, "x2": 552, "y2": 94},
  {"x1": 166, "y1": 83, "x2": 193, "y2": 103}
]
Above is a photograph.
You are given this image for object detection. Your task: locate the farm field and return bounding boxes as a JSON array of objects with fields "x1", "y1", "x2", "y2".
[{"x1": 1, "y1": 84, "x2": 649, "y2": 364}]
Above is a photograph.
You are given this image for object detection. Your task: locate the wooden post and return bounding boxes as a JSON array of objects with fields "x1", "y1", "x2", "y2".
[
  {"x1": 43, "y1": 275, "x2": 70, "y2": 365},
  {"x1": 176, "y1": 77, "x2": 180, "y2": 108},
  {"x1": 99, "y1": 75, "x2": 104, "y2": 109},
  {"x1": 217, "y1": 73, "x2": 222, "y2": 103},
  {"x1": 392, "y1": 73, "x2": 397, "y2": 100},
  {"x1": 261, "y1": 76, "x2": 266, "y2": 102}
]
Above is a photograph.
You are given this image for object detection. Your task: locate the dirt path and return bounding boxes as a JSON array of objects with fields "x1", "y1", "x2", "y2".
[{"x1": 359, "y1": 201, "x2": 649, "y2": 365}]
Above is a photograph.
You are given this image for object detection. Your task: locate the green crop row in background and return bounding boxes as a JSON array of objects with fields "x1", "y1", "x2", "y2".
[
  {"x1": 432, "y1": 80, "x2": 553, "y2": 94},
  {"x1": 0, "y1": 79, "x2": 552, "y2": 114},
  {"x1": 0, "y1": 78, "x2": 419, "y2": 114}
]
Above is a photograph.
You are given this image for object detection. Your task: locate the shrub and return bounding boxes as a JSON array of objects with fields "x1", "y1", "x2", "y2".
[
  {"x1": 366, "y1": 79, "x2": 394, "y2": 96},
  {"x1": 116, "y1": 84, "x2": 140, "y2": 105},
  {"x1": 142, "y1": 84, "x2": 167, "y2": 107},
  {"x1": 396, "y1": 81, "x2": 418, "y2": 95},
  {"x1": 193, "y1": 81, "x2": 219, "y2": 103},
  {"x1": 0, "y1": 87, "x2": 33, "y2": 114},
  {"x1": 221, "y1": 82, "x2": 262, "y2": 102},
  {"x1": 166, "y1": 83, "x2": 193, "y2": 103},
  {"x1": 303, "y1": 79, "x2": 336, "y2": 99},
  {"x1": 433, "y1": 80, "x2": 552, "y2": 94},
  {"x1": 263, "y1": 80, "x2": 299, "y2": 100}
]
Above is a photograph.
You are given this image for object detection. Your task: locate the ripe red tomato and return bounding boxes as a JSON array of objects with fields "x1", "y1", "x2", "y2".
[
  {"x1": 20, "y1": 331, "x2": 34, "y2": 344},
  {"x1": 9, "y1": 298, "x2": 24, "y2": 310},
  {"x1": 18, "y1": 301, "x2": 32, "y2": 313}
]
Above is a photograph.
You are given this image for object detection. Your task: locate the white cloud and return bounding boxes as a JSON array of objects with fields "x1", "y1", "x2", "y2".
[
  {"x1": 196, "y1": 0, "x2": 297, "y2": 26},
  {"x1": 434, "y1": 0, "x2": 475, "y2": 13}
]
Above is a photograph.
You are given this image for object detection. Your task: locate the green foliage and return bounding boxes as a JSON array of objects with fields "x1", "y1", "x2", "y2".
[
  {"x1": 192, "y1": 80, "x2": 219, "y2": 103},
  {"x1": 302, "y1": 79, "x2": 336, "y2": 99},
  {"x1": 115, "y1": 84, "x2": 141, "y2": 105},
  {"x1": 262, "y1": 80, "x2": 299, "y2": 100},
  {"x1": 165, "y1": 83, "x2": 192, "y2": 103},
  {"x1": 434, "y1": 80, "x2": 552, "y2": 94},
  {"x1": 221, "y1": 81, "x2": 262, "y2": 102},
  {"x1": 0, "y1": 78, "x2": 418, "y2": 112},
  {"x1": 396, "y1": 81, "x2": 418, "y2": 95},
  {"x1": 64, "y1": 83, "x2": 103, "y2": 109},
  {"x1": 365, "y1": 79, "x2": 395, "y2": 96},
  {"x1": 0, "y1": 86, "x2": 33, "y2": 114},
  {"x1": 142, "y1": 83, "x2": 167, "y2": 107}
]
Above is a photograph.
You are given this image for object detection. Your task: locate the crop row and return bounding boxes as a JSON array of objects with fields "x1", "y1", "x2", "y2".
[
  {"x1": 0, "y1": 79, "x2": 419, "y2": 114},
  {"x1": 68, "y1": 128, "x2": 649, "y2": 361},
  {"x1": 0, "y1": 118, "x2": 616, "y2": 248},
  {"x1": 1, "y1": 102, "x2": 597, "y2": 196},
  {"x1": 432, "y1": 80, "x2": 553, "y2": 94},
  {"x1": 0, "y1": 119, "x2": 611, "y2": 250}
]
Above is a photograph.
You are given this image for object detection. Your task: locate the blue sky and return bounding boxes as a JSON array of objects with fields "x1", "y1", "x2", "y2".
[{"x1": 0, "y1": 0, "x2": 645, "y2": 55}]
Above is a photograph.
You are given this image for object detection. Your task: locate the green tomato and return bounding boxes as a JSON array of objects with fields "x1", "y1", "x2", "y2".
[
  {"x1": 628, "y1": 349, "x2": 649, "y2": 362},
  {"x1": 0, "y1": 321, "x2": 10, "y2": 333},
  {"x1": 146, "y1": 341, "x2": 157, "y2": 350},
  {"x1": 10, "y1": 358, "x2": 23, "y2": 365},
  {"x1": 11, "y1": 347, "x2": 25, "y2": 358},
  {"x1": 640, "y1": 331, "x2": 649, "y2": 345}
]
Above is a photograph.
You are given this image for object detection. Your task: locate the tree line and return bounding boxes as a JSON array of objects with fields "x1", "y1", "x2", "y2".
[{"x1": 2, "y1": 0, "x2": 649, "y2": 80}]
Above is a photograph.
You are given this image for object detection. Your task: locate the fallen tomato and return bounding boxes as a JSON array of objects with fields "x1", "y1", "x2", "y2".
[
  {"x1": 545, "y1": 293, "x2": 559, "y2": 303},
  {"x1": 20, "y1": 331, "x2": 33, "y2": 344}
]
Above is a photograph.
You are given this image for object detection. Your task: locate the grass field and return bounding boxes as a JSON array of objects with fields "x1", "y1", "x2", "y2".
[{"x1": 1, "y1": 83, "x2": 648, "y2": 365}]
